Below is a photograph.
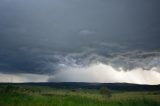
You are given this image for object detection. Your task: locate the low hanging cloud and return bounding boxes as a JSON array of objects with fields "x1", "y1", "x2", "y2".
[
  {"x1": 49, "y1": 62, "x2": 160, "y2": 85},
  {"x1": 1, "y1": 45, "x2": 160, "y2": 85},
  {"x1": 52, "y1": 49, "x2": 160, "y2": 73},
  {"x1": 0, "y1": 49, "x2": 160, "y2": 85},
  {"x1": 1, "y1": 62, "x2": 160, "y2": 85},
  {"x1": 47, "y1": 50, "x2": 160, "y2": 85}
]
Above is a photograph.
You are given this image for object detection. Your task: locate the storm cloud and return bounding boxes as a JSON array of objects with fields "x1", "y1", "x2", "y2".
[{"x1": 0, "y1": 0, "x2": 160, "y2": 84}]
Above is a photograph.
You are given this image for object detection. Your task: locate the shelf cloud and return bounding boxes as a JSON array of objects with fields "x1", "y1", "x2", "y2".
[{"x1": 0, "y1": 0, "x2": 160, "y2": 84}]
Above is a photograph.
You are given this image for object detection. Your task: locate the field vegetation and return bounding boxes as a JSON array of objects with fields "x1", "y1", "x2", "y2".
[{"x1": 0, "y1": 84, "x2": 160, "y2": 106}]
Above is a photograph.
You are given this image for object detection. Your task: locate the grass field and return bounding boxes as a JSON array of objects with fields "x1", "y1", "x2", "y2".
[{"x1": 0, "y1": 84, "x2": 160, "y2": 106}]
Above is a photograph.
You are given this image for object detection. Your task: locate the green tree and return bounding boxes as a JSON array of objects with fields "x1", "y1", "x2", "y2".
[{"x1": 99, "y1": 87, "x2": 112, "y2": 98}]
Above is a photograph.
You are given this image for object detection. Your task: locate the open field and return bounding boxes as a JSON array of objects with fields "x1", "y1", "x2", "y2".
[{"x1": 0, "y1": 84, "x2": 160, "y2": 106}]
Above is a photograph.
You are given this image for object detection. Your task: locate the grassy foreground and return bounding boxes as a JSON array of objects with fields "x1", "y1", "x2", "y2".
[{"x1": 0, "y1": 85, "x2": 160, "y2": 106}]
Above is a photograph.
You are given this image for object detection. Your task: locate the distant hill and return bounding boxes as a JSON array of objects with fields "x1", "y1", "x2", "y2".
[{"x1": 0, "y1": 82, "x2": 160, "y2": 91}]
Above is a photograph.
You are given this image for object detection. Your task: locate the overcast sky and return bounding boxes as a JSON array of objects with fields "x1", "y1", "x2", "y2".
[{"x1": 0, "y1": 0, "x2": 160, "y2": 84}]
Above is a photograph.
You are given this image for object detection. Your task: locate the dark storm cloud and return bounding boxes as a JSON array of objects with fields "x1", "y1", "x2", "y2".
[
  {"x1": 0, "y1": 0, "x2": 160, "y2": 75},
  {"x1": 0, "y1": 47, "x2": 57, "y2": 74},
  {"x1": 52, "y1": 47, "x2": 160, "y2": 72}
]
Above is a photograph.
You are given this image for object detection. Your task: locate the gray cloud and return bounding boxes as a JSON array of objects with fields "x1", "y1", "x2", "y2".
[
  {"x1": 0, "y1": 0, "x2": 160, "y2": 83},
  {"x1": 52, "y1": 48, "x2": 160, "y2": 72}
]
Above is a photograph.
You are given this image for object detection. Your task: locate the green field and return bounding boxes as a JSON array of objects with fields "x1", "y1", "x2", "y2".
[{"x1": 0, "y1": 85, "x2": 160, "y2": 106}]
